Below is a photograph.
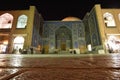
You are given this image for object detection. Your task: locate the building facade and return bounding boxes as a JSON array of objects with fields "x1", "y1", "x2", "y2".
[
  {"x1": 43, "y1": 20, "x2": 85, "y2": 54},
  {"x1": 83, "y1": 4, "x2": 120, "y2": 53},
  {"x1": 0, "y1": 6, "x2": 43, "y2": 54},
  {"x1": 0, "y1": 4, "x2": 120, "y2": 54}
]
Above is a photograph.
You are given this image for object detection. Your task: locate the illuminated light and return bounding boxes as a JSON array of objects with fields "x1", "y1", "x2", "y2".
[
  {"x1": 118, "y1": 13, "x2": 120, "y2": 21},
  {"x1": 0, "y1": 40, "x2": 8, "y2": 53},
  {"x1": 3, "y1": 40, "x2": 8, "y2": 45},
  {"x1": 87, "y1": 44, "x2": 92, "y2": 51}
]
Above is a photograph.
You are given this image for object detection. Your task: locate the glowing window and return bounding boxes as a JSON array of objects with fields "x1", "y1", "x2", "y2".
[
  {"x1": 16, "y1": 15, "x2": 28, "y2": 28},
  {"x1": 103, "y1": 12, "x2": 116, "y2": 27},
  {"x1": 13, "y1": 36, "x2": 24, "y2": 50},
  {"x1": 0, "y1": 40, "x2": 8, "y2": 53},
  {"x1": 106, "y1": 35, "x2": 120, "y2": 53},
  {"x1": 0, "y1": 13, "x2": 13, "y2": 29}
]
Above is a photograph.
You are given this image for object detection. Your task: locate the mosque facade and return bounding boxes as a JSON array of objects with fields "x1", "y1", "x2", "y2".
[
  {"x1": 43, "y1": 20, "x2": 86, "y2": 54},
  {"x1": 0, "y1": 4, "x2": 120, "y2": 54}
]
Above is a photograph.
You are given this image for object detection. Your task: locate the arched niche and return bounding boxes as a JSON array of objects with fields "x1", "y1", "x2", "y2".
[{"x1": 55, "y1": 26, "x2": 72, "y2": 50}]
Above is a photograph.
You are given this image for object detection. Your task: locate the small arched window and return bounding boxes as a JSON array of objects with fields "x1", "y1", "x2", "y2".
[
  {"x1": 0, "y1": 13, "x2": 13, "y2": 29},
  {"x1": 103, "y1": 12, "x2": 116, "y2": 27},
  {"x1": 16, "y1": 15, "x2": 28, "y2": 28}
]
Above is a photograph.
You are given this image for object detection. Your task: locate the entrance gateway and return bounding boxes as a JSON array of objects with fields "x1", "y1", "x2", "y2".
[{"x1": 55, "y1": 26, "x2": 72, "y2": 51}]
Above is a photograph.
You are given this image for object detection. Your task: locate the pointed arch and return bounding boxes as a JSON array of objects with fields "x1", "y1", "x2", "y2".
[
  {"x1": 55, "y1": 26, "x2": 72, "y2": 40},
  {"x1": 55, "y1": 26, "x2": 72, "y2": 50},
  {"x1": 0, "y1": 13, "x2": 13, "y2": 29},
  {"x1": 103, "y1": 12, "x2": 116, "y2": 27},
  {"x1": 16, "y1": 14, "x2": 28, "y2": 28}
]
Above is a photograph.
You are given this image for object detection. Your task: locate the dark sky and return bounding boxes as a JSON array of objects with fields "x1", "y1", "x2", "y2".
[{"x1": 0, "y1": 0, "x2": 120, "y2": 20}]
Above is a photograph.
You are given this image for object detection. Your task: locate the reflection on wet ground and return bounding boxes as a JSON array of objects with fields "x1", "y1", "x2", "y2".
[{"x1": 0, "y1": 53, "x2": 120, "y2": 80}]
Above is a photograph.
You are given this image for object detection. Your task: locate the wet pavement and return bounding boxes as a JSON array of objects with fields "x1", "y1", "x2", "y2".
[{"x1": 0, "y1": 53, "x2": 120, "y2": 80}]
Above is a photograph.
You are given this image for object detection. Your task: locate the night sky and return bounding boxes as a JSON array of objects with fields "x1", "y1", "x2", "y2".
[{"x1": 0, "y1": 0, "x2": 120, "y2": 20}]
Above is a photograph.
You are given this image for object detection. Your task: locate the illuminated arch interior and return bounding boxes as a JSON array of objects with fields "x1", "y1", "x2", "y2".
[
  {"x1": 0, "y1": 35, "x2": 8, "y2": 53},
  {"x1": 106, "y1": 35, "x2": 120, "y2": 53},
  {"x1": 0, "y1": 13, "x2": 13, "y2": 29},
  {"x1": 103, "y1": 12, "x2": 116, "y2": 27},
  {"x1": 17, "y1": 15, "x2": 28, "y2": 28},
  {"x1": 13, "y1": 36, "x2": 25, "y2": 50}
]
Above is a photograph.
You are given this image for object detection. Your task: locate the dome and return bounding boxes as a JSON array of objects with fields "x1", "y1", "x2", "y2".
[{"x1": 62, "y1": 16, "x2": 81, "y2": 21}]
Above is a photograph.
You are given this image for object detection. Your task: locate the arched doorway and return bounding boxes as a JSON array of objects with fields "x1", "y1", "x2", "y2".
[
  {"x1": 55, "y1": 26, "x2": 72, "y2": 51},
  {"x1": 13, "y1": 36, "x2": 24, "y2": 51}
]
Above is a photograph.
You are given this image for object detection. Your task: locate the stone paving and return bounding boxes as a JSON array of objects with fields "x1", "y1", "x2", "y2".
[{"x1": 0, "y1": 54, "x2": 120, "y2": 80}]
